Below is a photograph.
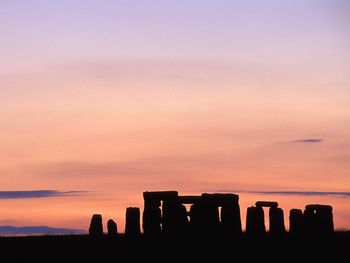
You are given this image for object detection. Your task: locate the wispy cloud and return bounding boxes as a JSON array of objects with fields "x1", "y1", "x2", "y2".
[
  {"x1": 0, "y1": 190, "x2": 85, "y2": 199},
  {"x1": 0, "y1": 226, "x2": 86, "y2": 236},
  {"x1": 213, "y1": 190, "x2": 350, "y2": 197},
  {"x1": 291, "y1": 138, "x2": 323, "y2": 143}
]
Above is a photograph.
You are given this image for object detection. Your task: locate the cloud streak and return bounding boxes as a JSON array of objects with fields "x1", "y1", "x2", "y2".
[
  {"x1": 214, "y1": 190, "x2": 350, "y2": 197},
  {"x1": 0, "y1": 226, "x2": 86, "y2": 236},
  {"x1": 0, "y1": 190, "x2": 85, "y2": 199},
  {"x1": 292, "y1": 139, "x2": 323, "y2": 143}
]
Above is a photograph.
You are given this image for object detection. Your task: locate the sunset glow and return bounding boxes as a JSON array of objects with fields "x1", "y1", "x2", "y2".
[{"x1": 0, "y1": 0, "x2": 349, "y2": 233}]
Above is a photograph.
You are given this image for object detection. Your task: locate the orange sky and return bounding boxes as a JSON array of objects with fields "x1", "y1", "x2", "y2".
[{"x1": 0, "y1": 1, "x2": 349, "y2": 232}]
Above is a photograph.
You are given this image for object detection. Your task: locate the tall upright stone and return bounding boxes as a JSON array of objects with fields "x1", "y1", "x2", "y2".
[
  {"x1": 142, "y1": 191, "x2": 179, "y2": 235},
  {"x1": 89, "y1": 214, "x2": 103, "y2": 238},
  {"x1": 220, "y1": 198, "x2": 242, "y2": 236},
  {"x1": 304, "y1": 204, "x2": 334, "y2": 237},
  {"x1": 303, "y1": 207, "x2": 317, "y2": 236},
  {"x1": 316, "y1": 205, "x2": 334, "y2": 235},
  {"x1": 189, "y1": 203, "x2": 204, "y2": 234},
  {"x1": 162, "y1": 199, "x2": 189, "y2": 234},
  {"x1": 107, "y1": 219, "x2": 118, "y2": 238},
  {"x1": 269, "y1": 207, "x2": 285, "y2": 237},
  {"x1": 143, "y1": 197, "x2": 162, "y2": 236},
  {"x1": 125, "y1": 207, "x2": 141, "y2": 237},
  {"x1": 289, "y1": 209, "x2": 303, "y2": 237},
  {"x1": 246, "y1": 206, "x2": 265, "y2": 237}
]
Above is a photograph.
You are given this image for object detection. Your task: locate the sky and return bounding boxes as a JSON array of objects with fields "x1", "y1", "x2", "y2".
[{"x1": 0, "y1": 0, "x2": 349, "y2": 233}]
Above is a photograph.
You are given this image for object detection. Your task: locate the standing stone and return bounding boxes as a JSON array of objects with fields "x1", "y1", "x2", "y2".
[
  {"x1": 162, "y1": 199, "x2": 189, "y2": 234},
  {"x1": 89, "y1": 214, "x2": 103, "y2": 238},
  {"x1": 304, "y1": 204, "x2": 334, "y2": 237},
  {"x1": 303, "y1": 208, "x2": 317, "y2": 236},
  {"x1": 246, "y1": 206, "x2": 265, "y2": 237},
  {"x1": 142, "y1": 198, "x2": 162, "y2": 236},
  {"x1": 289, "y1": 209, "x2": 303, "y2": 237},
  {"x1": 107, "y1": 219, "x2": 118, "y2": 238},
  {"x1": 221, "y1": 201, "x2": 242, "y2": 236},
  {"x1": 269, "y1": 207, "x2": 285, "y2": 237},
  {"x1": 202, "y1": 201, "x2": 220, "y2": 234},
  {"x1": 125, "y1": 207, "x2": 141, "y2": 237},
  {"x1": 316, "y1": 205, "x2": 334, "y2": 236},
  {"x1": 189, "y1": 203, "x2": 204, "y2": 234}
]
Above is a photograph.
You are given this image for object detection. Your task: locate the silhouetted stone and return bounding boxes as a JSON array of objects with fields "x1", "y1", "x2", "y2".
[
  {"x1": 142, "y1": 198, "x2": 162, "y2": 236},
  {"x1": 256, "y1": 201, "x2": 278, "y2": 208},
  {"x1": 107, "y1": 219, "x2": 118, "y2": 238},
  {"x1": 289, "y1": 209, "x2": 303, "y2": 237},
  {"x1": 89, "y1": 214, "x2": 103, "y2": 238},
  {"x1": 220, "y1": 198, "x2": 242, "y2": 236},
  {"x1": 203, "y1": 202, "x2": 220, "y2": 234},
  {"x1": 246, "y1": 206, "x2": 265, "y2": 237},
  {"x1": 189, "y1": 203, "x2": 204, "y2": 234},
  {"x1": 142, "y1": 191, "x2": 179, "y2": 235},
  {"x1": 304, "y1": 204, "x2": 334, "y2": 237},
  {"x1": 269, "y1": 207, "x2": 285, "y2": 237},
  {"x1": 162, "y1": 199, "x2": 189, "y2": 234},
  {"x1": 125, "y1": 207, "x2": 141, "y2": 237},
  {"x1": 303, "y1": 207, "x2": 317, "y2": 236}
]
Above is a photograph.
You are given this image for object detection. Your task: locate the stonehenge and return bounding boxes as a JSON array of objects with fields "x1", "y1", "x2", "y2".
[
  {"x1": 142, "y1": 191, "x2": 242, "y2": 237},
  {"x1": 246, "y1": 201, "x2": 285, "y2": 237},
  {"x1": 87, "y1": 191, "x2": 334, "y2": 239}
]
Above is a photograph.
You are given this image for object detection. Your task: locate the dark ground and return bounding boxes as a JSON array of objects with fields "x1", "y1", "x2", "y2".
[{"x1": 0, "y1": 232, "x2": 349, "y2": 261}]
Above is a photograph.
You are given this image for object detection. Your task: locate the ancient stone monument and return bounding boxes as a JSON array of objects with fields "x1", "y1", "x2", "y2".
[
  {"x1": 142, "y1": 191, "x2": 242, "y2": 237},
  {"x1": 89, "y1": 214, "x2": 103, "y2": 238},
  {"x1": 107, "y1": 219, "x2": 118, "y2": 237},
  {"x1": 289, "y1": 209, "x2": 303, "y2": 237},
  {"x1": 125, "y1": 207, "x2": 141, "y2": 237},
  {"x1": 246, "y1": 201, "x2": 285, "y2": 237},
  {"x1": 88, "y1": 191, "x2": 335, "y2": 239},
  {"x1": 304, "y1": 204, "x2": 334, "y2": 237},
  {"x1": 246, "y1": 206, "x2": 265, "y2": 236}
]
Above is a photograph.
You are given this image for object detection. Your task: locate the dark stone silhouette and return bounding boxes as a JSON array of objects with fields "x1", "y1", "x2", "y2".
[
  {"x1": 220, "y1": 196, "x2": 242, "y2": 236},
  {"x1": 125, "y1": 207, "x2": 141, "y2": 237},
  {"x1": 246, "y1": 206, "x2": 265, "y2": 237},
  {"x1": 142, "y1": 197, "x2": 162, "y2": 236},
  {"x1": 139, "y1": 191, "x2": 335, "y2": 240},
  {"x1": 247, "y1": 201, "x2": 285, "y2": 237},
  {"x1": 107, "y1": 219, "x2": 118, "y2": 238},
  {"x1": 256, "y1": 201, "x2": 278, "y2": 208},
  {"x1": 304, "y1": 204, "x2": 334, "y2": 237},
  {"x1": 162, "y1": 199, "x2": 189, "y2": 234},
  {"x1": 269, "y1": 207, "x2": 285, "y2": 237},
  {"x1": 89, "y1": 214, "x2": 103, "y2": 238},
  {"x1": 289, "y1": 209, "x2": 303, "y2": 237},
  {"x1": 142, "y1": 191, "x2": 178, "y2": 235},
  {"x1": 142, "y1": 191, "x2": 242, "y2": 237}
]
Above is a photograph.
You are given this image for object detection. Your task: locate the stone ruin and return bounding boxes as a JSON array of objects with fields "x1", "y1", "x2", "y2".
[
  {"x1": 290, "y1": 204, "x2": 334, "y2": 238},
  {"x1": 246, "y1": 201, "x2": 285, "y2": 237},
  {"x1": 89, "y1": 214, "x2": 103, "y2": 238},
  {"x1": 142, "y1": 191, "x2": 242, "y2": 237},
  {"x1": 125, "y1": 207, "x2": 141, "y2": 237},
  {"x1": 87, "y1": 191, "x2": 335, "y2": 239},
  {"x1": 107, "y1": 219, "x2": 118, "y2": 238}
]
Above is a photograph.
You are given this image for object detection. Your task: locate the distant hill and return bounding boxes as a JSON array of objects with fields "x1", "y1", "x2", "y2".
[{"x1": 0, "y1": 226, "x2": 86, "y2": 236}]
